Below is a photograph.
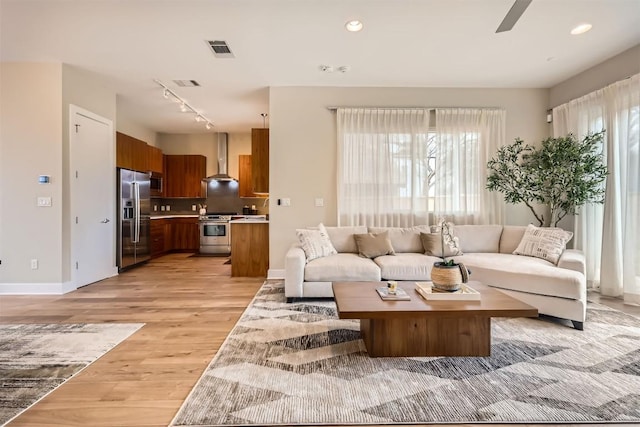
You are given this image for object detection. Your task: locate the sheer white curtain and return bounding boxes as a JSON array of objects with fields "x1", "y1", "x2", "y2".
[
  {"x1": 434, "y1": 108, "x2": 506, "y2": 224},
  {"x1": 553, "y1": 93, "x2": 605, "y2": 289},
  {"x1": 337, "y1": 108, "x2": 431, "y2": 227},
  {"x1": 553, "y1": 73, "x2": 640, "y2": 301}
]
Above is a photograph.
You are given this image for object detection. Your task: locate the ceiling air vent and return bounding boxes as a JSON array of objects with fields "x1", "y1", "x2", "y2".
[
  {"x1": 173, "y1": 80, "x2": 200, "y2": 87},
  {"x1": 207, "y1": 40, "x2": 235, "y2": 58}
]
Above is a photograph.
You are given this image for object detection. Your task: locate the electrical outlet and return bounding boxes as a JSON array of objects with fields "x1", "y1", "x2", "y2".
[
  {"x1": 160, "y1": 206, "x2": 165, "y2": 211},
  {"x1": 166, "y1": 205, "x2": 171, "y2": 211},
  {"x1": 153, "y1": 205, "x2": 158, "y2": 212},
  {"x1": 30, "y1": 259, "x2": 38, "y2": 269},
  {"x1": 192, "y1": 205, "x2": 197, "y2": 211}
]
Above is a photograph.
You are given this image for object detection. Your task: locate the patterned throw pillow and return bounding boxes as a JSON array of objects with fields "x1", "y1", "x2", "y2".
[
  {"x1": 296, "y1": 223, "x2": 337, "y2": 262},
  {"x1": 513, "y1": 224, "x2": 573, "y2": 264},
  {"x1": 353, "y1": 231, "x2": 395, "y2": 258}
]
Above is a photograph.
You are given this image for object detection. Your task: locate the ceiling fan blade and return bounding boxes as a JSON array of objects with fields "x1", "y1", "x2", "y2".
[{"x1": 496, "y1": 0, "x2": 533, "y2": 33}]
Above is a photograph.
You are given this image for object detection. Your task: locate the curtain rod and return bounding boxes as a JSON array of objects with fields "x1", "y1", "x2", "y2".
[{"x1": 326, "y1": 106, "x2": 502, "y2": 111}]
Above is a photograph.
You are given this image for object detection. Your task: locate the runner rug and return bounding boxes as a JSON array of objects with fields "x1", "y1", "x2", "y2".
[
  {"x1": 0, "y1": 323, "x2": 143, "y2": 425},
  {"x1": 171, "y1": 280, "x2": 640, "y2": 426}
]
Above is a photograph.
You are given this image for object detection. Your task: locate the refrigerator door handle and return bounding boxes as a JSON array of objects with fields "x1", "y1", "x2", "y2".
[{"x1": 133, "y1": 182, "x2": 140, "y2": 243}]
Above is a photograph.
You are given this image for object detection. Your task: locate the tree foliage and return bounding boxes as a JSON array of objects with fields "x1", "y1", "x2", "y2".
[{"x1": 486, "y1": 131, "x2": 608, "y2": 227}]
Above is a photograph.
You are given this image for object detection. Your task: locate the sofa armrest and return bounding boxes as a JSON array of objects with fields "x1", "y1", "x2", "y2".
[
  {"x1": 557, "y1": 249, "x2": 586, "y2": 276},
  {"x1": 285, "y1": 245, "x2": 306, "y2": 298}
]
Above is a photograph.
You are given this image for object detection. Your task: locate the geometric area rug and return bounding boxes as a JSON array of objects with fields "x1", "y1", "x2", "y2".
[
  {"x1": 171, "y1": 281, "x2": 640, "y2": 426},
  {"x1": 0, "y1": 323, "x2": 143, "y2": 426}
]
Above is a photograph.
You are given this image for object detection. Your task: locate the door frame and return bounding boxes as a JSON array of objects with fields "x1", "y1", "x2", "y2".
[{"x1": 69, "y1": 104, "x2": 117, "y2": 289}]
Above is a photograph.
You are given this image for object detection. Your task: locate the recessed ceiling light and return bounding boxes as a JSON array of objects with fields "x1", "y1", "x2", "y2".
[
  {"x1": 345, "y1": 20, "x2": 363, "y2": 32},
  {"x1": 570, "y1": 23, "x2": 592, "y2": 35}
]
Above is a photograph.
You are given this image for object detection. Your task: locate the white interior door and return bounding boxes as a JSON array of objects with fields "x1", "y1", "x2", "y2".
[{"x1": 70, "y1": 106, "x2": 116, "y2": 287}]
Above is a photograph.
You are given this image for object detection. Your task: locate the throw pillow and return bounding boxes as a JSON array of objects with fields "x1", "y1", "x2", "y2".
[
  {"x1": 353, "y1": 231, "x2": 395, "y2": 258},
  {"x1": 513, "y1": 224, "x2": 573, "y2": 264},
  {"x1": 296, "y1": 223, "x2": 337, "y2": 262},
  {"x1": 420, "y1": 232, "x2": 463, "y2": 257}
]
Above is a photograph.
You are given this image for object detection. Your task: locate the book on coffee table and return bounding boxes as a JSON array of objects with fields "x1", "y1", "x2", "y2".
[
  {"x1": 376, "y1": 287, "x2": 411, "y2": 301},
  {"x1": 415, "y1": 282, "x2": 481, "y2": 301}
]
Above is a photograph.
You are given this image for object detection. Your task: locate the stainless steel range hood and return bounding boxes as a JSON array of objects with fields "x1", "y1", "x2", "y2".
[{"x1": 204, "y1": 132, "x2": 236, "y2": 181}]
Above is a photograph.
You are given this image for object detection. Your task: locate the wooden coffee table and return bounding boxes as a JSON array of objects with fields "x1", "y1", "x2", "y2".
[{"x1": 333, "y1": 281, "x2": 538, "y2": 357}]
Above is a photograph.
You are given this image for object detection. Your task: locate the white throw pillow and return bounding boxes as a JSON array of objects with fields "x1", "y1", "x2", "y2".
[
  {"x1": 296, "y1": 223, "x2": 337, "y2": 262},
  {"x1": 513, "y1": 224, "x2": 573, "y2": 264}
]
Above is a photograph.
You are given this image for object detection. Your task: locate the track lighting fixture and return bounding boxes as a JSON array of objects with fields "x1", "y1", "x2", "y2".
[{"x1": 153, "y1": 79, "x2": 214, "y2": 130}]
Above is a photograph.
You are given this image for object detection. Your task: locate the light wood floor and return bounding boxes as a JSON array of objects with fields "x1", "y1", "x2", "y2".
[{"x1": 0, "y1": 253, "x2": 637, "y2": 427}]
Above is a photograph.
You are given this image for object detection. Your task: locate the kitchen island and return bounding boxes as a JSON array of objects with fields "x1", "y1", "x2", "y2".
[{"x1": 230, "y1": 219, "x2": 269, "y2": 277}]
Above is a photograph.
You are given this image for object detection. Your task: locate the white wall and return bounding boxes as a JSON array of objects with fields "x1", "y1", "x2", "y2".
[
  {"x1": 0, "y1": 63, "x2": 64, "y2": 284},
  {"x1": 116, "y1": 98, "x2": 157, "y2": 146},
  {"x1": 156, "y1": 132, "x2": 251, "y2": 178},
  {"x1": 550, "y1": 44, "x2": 640, "y2": 108},
  {"x1": 268, "y1": 86, "x2": 550, "y2": 269},
  {"x1": 0, "y1": 63, "x2": 117, "y2": 291}
]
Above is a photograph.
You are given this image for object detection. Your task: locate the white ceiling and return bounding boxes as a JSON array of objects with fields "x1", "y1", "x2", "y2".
[{"x1": 2, "y1": 0, "x2": 639, "y2": 134}]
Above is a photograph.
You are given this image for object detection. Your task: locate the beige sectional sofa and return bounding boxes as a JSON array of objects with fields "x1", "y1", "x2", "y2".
[{"x1": 284, "y1": 224, "x2": 587, "y2": 330}]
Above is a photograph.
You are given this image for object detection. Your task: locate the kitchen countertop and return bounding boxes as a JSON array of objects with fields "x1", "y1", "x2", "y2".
[{"x1": 150, "y1": 214, "x2": 200, "y2": 219}]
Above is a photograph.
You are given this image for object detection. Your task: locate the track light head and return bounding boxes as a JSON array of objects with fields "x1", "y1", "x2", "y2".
[
  {"x1": 163, "y1": 89, "x2": 169, "y2": 99},
  {"x1": 179, "y1": 102, "x2": 187, "y2": 112}
]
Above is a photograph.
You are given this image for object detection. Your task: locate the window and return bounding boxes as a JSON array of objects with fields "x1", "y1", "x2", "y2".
[{"x1": 337, "y1": 108, "x2": 505, "y2": 227}]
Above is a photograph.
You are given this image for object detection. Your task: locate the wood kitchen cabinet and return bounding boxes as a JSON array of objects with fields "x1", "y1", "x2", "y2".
[
  {"x1": 251, "y1": 128, "x2": 269, "y2": 194},
  {"x1": 171, "y1": 217, "x2": 200, "y2": 251},
  {"x1": 148, "y1": 145, "x2": 164, "y2": 174},
  {"x1": 150, "y1": 219, "x2": 169, "y2": 258},
  {"x1": 116, "y1": 132, "x2": 163, "y2": 174},
  {"x1": 151, "y1": 217, "x2": 199, "y2": 256},
  {"x1": 163, "y1": 155, "x2": 207, "y2": 198},
  {"x1": 117, "y1": 132, "x2": 149, "y2": 172},
  {"x1": 231, "y1": 222, "x2": 269, "y2": 277},
  {"x1": 238, "y1": 154, "x2": 257, "y2": 198}
]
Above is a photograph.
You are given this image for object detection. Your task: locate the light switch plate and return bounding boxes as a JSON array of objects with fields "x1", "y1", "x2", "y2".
[
  {"x1": 37, "y1": 197, "x2": 52, "y2": 207},
  {"x1": 315, "y1": 198, "x2": 324, "y2": 207}
]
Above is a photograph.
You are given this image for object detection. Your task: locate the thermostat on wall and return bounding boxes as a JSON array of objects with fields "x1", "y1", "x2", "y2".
[{"x1": 38, "y1": 175, "x2": 50, "y2": 184}]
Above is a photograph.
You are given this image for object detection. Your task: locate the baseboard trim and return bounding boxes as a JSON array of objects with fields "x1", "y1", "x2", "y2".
[
  {"x1": 0, "y1": 281, "x2": 77, "y2": 295},
  {"x1": 267, "y1": 269, "x2": 285, "y2": 279}
]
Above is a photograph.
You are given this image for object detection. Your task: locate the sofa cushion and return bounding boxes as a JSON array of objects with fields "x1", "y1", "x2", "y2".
[
  {"x1": 323, "y1": 226, "x2": 367, "y2": 253},
  {"x1": 420, "y1": 232, "x2": 462, "y2": 257},
  {"x1": 374, "y1": 253, "x2": 442, "y2": 281},
  {"x1": 368, "y1": 226, "x2": 431, "y2": 253},
  {"x1": 304, "y1": 253, "x2": 381, "y2": 282},
  {"x1": 451, "y1": 253, "x2": 584, "y2": 300},
  {"x1": 354, "y1": 231, "x2": 395, "y2": 258},
  {"x1": 513, "y1": 224, "x2": 573, "y2": 264},
  {"x1": 296, "y1": 224, "x2": 337, "y2": 262},
  {"x1": 500, "y1": 225, "x2": 527, "y2": 254},
  {"x1": 452, "y1": 225, "x2": 503, "y2": 253}
]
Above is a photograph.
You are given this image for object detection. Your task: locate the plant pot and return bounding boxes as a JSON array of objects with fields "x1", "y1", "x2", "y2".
[{"x1": 431, "y1": 262, "x2": 469, "y2": 292}]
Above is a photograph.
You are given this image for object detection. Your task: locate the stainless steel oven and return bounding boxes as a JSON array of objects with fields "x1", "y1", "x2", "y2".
[{"x1": 199, "y1": 213, "x2": 234, "y2": 254}]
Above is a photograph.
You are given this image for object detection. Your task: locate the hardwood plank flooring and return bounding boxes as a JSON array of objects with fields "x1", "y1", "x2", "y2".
[{"x1": 0, "y1": 253, "x2": 637, "y2": 427}]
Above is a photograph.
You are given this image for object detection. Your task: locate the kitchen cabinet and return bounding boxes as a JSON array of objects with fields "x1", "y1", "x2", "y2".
[
  {"x1": 238, "y1": 154, "x2": 257, "y2": 198},
  {"x1": 150, "y1": 219, "x2": 169, "y2": 258},
  {"x1": 117, "y1": 132, "x2": 148, "y2": 172},
  {"x1": 116, "y1": 132, "x2": 163, "y2": 174},
  {"x1": 251, "y1": 128, "x2": 269, "y2": 194},
  {"x1": 151, "y1": 217, "x2": 198, "y2": 256},
  {"x1": 171, "y1": 217, "x2": 200, "y2": 250},
  {"x1": 148, "y1": 145, "x2": 163, "y2": 174},
  {"x1": 164, "y1": 155, "x2": 207, "y2": 198},
  {"x1": 231, "y1": 222, "x2": 269, "y2": 277}
]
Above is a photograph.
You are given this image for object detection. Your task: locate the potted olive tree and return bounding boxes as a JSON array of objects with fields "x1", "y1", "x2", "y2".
[{"x1": 486, "y1": 131, "x2": 608, "y2": 227}]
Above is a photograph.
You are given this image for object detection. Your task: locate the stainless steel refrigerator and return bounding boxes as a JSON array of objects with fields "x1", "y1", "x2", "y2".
[{"x1": 117, "y1": 168, "x2": 151, "y2": 271}]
